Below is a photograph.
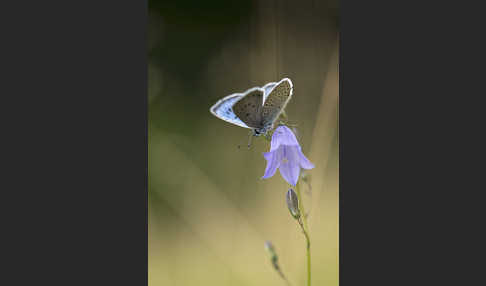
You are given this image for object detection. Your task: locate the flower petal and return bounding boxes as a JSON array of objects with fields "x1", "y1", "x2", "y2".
[
  {"x1": 270, "y1": 126, "x2": 300, "y2": 152},
  {"x1": 278, "y1": 146, "x2": 300, "y2": 186},
  {"x1": 297, "y1": 147, "x2": 315, "y2": 169},
  {"x1": 262, "y1": 150, "x2": 282, "y2": 179}
]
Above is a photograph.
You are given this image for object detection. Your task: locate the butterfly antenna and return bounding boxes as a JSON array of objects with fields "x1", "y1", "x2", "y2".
[
  {"x1": 247, "y1": 132, "x2": 254, "y2": 149},
  {"x1": 237, "y1": 138, "x2": 244, "y2": 150},
  {"x1": 237, "y1": 135, "x2": 244, "y2": 149},
  {"x1": 237, "y1": 131, "x2": 253, "y2": 150}
]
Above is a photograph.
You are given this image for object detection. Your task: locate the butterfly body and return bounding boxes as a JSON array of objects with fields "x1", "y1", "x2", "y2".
[{"x1": 210, "y1": 78, "x2": 293, "y2": 136}]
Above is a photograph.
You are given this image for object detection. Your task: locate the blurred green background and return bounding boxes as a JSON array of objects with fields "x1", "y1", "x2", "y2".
[{"x1": 148, "y1": 0, "x2": 339, "y2": 285}]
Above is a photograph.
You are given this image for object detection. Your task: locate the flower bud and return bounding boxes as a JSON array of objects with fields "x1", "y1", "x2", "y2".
[
  {"x1": 286, "y1": 188, "x2": 300, "y2": 219},
  {"x1": 264, "y1": 240, "x2": 279, "y2": 270},
  {"x1": 264, "y1": 240, "x2": 275, "y2": 255}
]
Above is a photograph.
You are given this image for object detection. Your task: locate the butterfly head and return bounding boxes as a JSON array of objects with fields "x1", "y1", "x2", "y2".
[{"x1": 253, "y1": 122, "x2": 274, "y2": 137}]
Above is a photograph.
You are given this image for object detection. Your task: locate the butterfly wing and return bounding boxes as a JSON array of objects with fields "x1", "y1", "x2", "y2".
[
  {"x1": 261, "y1": 78, "x2": 293, "y2": 127},
  {"x1": 210, "y1": 93, "x2": 250, "y2": 129},
  {"x1": 262, "y1": 81, "x2": 277, "y2": 103},
  {"x1": 232, "y1": 87, "x2": 265, "y2": 129}
]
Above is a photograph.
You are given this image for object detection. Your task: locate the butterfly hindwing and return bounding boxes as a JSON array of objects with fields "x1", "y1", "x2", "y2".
[
  {"x1": 261, "y1": 78, "x2": 293, "y2": 127},
  {"x1": 232, "y1": 87, "x2": 264, "y2": 129}
]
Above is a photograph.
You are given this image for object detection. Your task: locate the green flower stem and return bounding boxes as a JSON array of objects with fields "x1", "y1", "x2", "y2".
[{"x1": 296, "y1": 182, "x2": 311, "y2": 286}]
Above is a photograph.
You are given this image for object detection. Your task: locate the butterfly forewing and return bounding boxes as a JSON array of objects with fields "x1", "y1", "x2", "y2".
[
  {"x1": 210, "y1": 93, "x2": 250, "y2": 129},
  {"x1": 262, "y1": 82, "x2": 277, "y2": 103},
  {"x1": 232, "y1": 88, "x2": 264, "y2": 129},
  {"x1": 261, "y1": 78, "x2": 293, "y2": 126}
]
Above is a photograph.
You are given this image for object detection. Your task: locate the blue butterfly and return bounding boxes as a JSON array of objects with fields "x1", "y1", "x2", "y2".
[{"x1": 210, "y1": 78, "x2": 293, "y2": 136}]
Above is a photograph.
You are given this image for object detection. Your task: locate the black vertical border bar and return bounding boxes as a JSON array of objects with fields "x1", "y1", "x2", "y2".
[
  {"x1": 1, "y1": 1, "x2": 148, "y2": 285},
  {"x1": 339, "y1": 0, "x2": 486, "y2": 284}
]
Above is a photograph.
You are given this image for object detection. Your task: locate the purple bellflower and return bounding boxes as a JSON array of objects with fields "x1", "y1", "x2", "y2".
[{"x1": 262, "y1": 125, "x2": 314, "y2": 186}]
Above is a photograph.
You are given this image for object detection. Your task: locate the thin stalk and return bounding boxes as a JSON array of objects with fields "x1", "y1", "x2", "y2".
[
  {"x1": 296, "y1": 182, "x2": 311, "y2": 286},
  {"x1": 274, "y1": 266, "x2": 293, "y2": 286}
]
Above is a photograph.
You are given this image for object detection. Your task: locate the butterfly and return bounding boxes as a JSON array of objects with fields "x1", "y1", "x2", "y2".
[{"x1": 210, "y1": 78, "x2": 293, "y2": 136}]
